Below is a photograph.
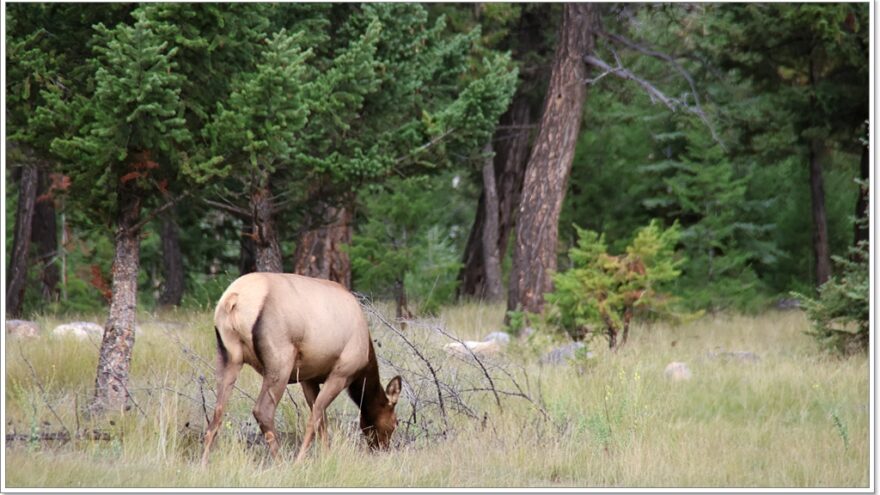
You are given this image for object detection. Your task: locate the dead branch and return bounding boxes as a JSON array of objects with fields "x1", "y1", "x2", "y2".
[
  {"x1": 394, "y1": 127, "x2": 456, "y2": 166},
  {"x1": 203, "y1": 198, "x2": 250, "y2": 219},
  {"x1": 124, "y1": 190, "x2": 192, "y2": 236},
  {"x1": 583, "y1": 51, "x2": 726, "y2": 150},
  {"x1": 431, "y1": 324, "x2": 503, "y2": 411},
  {"x1": 359, "y1": 297, "x2": 450, "y2": 434},
  {"x1": 16, "y1": 344, "x2": 72, "y2": 443}
]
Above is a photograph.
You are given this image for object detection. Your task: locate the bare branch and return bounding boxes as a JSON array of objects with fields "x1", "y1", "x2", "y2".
[
  {"x1": 203, "y1": 198, "x2": 250, "y2": 219},
  {"x1": 16, "y1": 344, "x2": 72, "y2": 443},
  {"x1": 360, "y1": 298, "x2": 450, "y2": 434},
  {"x1": 600, "y1": 30, "x2": 703, "y2": 109},
  {"x1": 585, "y1": 54, "x2": 678, "y2": 110},
  {"x1": 124, "y1": 190, "x2": 192, "y2": 236},
  {"x1": 583, "y1": 53, "x2": 726, "y2": 150},
  {"x1": 394, "y1": 128, "x2": 456, "y2": 166},
  {"x1": 431, "y1": 325, "x2": 503, "y2": 411}
]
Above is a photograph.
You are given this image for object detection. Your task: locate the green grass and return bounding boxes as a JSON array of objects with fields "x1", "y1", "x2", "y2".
[{"x1": 4, "y1": 305, "x2": 870, "y2": 488}]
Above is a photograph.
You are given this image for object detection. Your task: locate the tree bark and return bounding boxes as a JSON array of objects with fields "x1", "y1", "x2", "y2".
[
  {"x1": 394, "y1": 277, "x2": 412, "y2": 322},
  {"x1": 479, "y1": 143, "x2": 504, "y2": 300},
  {"x1": 32, "y1": 169, "x2": 60, "y2": 303},
  {"x1": 496, "y1": 97, "x2": 533, "y2": 261},
  {"x1": 809, "y1": 139, "x2": 832, "y2": 287},
  {"x1": 6, "y1": 163, "x2": 39, "y2": 318},
  {"x1": 292, "y1": 201, "x2": 353, "y2": 289},
  {"x1": 854, "y1": 142, "x2": 869, "y2": 247},
  {"x1": 158, "y1": 209, "x2": 185, "y2": 307},
  {"x1": 508, "y1": 3, "x2": 596, "y2": 315},
  {"x1": 239, "y1": 222, "x2": 257, "y2": 276},
  {"x1": 459, "y1": 96, "x2": 532, "y2": 299},
  {"x1": 90, "y1": 184, "x2": 142, "y2": 415},
  {"x1": 250, "y1": 183, "x2": 284, "y2": 273}
]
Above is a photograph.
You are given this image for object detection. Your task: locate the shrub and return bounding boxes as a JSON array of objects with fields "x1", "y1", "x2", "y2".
[
  {"x1": 796, "y1": 238, "x2": 869, "y2": 355},
  {"x1": 547, "y1": 220, "x2": 683, "y2": 350}
]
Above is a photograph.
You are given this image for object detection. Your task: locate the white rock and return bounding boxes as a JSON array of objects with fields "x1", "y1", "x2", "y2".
[
  {"x1": 664, "y1": 361, "x2": 692, "y2": 381},
  {"x1": 6, "y1": 320, "x2": 40, "y2": 338},
  {"x1": 444, "y1": 339, "x2": 502, "y2": 357},
  {"x1": 483, "y1": 331, "x2": 511, "y2": 345},
  {"x1": 52, "y1": 322, "x2": 104, "y2": 340}
]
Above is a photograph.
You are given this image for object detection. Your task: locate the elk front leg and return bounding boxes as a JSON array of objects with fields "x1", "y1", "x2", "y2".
[
  {"x1": 301, "y1": 380, "x2": 329, "y2": 450},
  {"x1": 295, "y1": 375, "x2": 348, "y2": 463}
]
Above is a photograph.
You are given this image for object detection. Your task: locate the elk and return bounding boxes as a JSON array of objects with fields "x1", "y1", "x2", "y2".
[{"x1": 200, "y1": 272, "x2": 402, "y2": 466}]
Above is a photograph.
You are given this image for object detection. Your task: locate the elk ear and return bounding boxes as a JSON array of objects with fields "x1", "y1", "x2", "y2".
[{"x1": 385, "y1": 376, "x2": 402, "y2": 407}]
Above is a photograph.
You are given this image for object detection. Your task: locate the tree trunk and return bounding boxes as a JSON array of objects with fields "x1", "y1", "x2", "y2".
[
  {"x1": 496, "y1": 97, "x2": 533, "y2": 261},
  {"x1": 394, "y1": 277, "x2": 412, "y2": 322},
  {"x1": 508, "y1": 3, "x2": 596, "y2": 315},
  {"x1": 479, "y1": 143, "x2": 504, "y2": 300},
  {"x1": 809, "y1": 139, "x2": 832, "y2": 287},
  {"x1": 32, "y1": 169, "x2": 60, "y2": 303},
  {"x1": 854, "y1": 143, "x2": 869, "y2": 247},
  {"x1": 158, "y1": 209, "x2": 184, "y2": 307},
  {"x1": 459, "y1": 96, "x2": 532, "y2": 299},
  {"x1": 292, "y1": 201, "x2": 353, "y2": 289},
  {"x1": 250, "y1": 183, "x2": 283, "y2": 273},
  {"x1": 239, "y1": 222, "x2": 257, "y2": 276},
  {"x1": 90, "y1": 185, "x2": 142, "y2": 415},
  {"x1": 6, "y1": 163, "x2": 39, "y2": 318}
]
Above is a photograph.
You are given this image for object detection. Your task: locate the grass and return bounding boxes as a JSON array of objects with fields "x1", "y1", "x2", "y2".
[{"x1": 4, "y1": 304, "x2": 870, "y2": 488}]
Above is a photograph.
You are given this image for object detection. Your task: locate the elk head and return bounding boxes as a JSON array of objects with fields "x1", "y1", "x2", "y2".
[{"x1": 361, "y1": 375, "x2": 402, "y2": 450}]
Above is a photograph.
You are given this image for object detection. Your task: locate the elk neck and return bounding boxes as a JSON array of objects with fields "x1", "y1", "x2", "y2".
[{"x1": 346, "y1": 340, "x2": 388, "y2": 420}]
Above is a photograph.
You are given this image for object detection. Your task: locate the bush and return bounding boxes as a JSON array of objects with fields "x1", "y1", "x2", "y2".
[
  {"x1": 546, "y1": 220, "x2": 683, "y2": 350},
  {"x1": 796, "y1": 239, "x2": 869, "y2": 355}
]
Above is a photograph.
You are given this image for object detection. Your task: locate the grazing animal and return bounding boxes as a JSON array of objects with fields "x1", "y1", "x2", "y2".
[{"x1": 200, "y1": 273, "x2": 402, "y2": 465}]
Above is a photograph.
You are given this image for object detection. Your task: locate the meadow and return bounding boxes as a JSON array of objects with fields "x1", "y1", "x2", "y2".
[{"x1": 4, "y1": 304, "x2": 870, "y2": 488}]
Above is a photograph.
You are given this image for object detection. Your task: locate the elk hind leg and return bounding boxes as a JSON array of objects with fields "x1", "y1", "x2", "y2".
[
  {"x1": 201, "y1": 340, "x2": 243, "y2": 467},
  {"x1": 253, "y1": 361, "x2": 295, "y2": 462}
]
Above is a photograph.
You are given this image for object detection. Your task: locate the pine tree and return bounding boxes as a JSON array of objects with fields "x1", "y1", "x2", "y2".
[
  {"x1": 51, "y1": 9, "x2": 190, "y2": 414},
  {"x1": 695, "y1": 4, "x2": 868, "y2": 287},
  {"x1": 640, "y1": 125, "x2": 779, "y2": 310}
]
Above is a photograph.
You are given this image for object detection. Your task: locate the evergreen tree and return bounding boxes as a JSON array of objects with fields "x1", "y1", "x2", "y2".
[
  {"x1": 640, "y1": 125, "x2": 778, "y2": 310},
  {"x1": 695, "y1": 3, "x2": 868, "y2": 287},
  {"x1": 51, "y1": 9, "x2": 190, "y2": 414}
]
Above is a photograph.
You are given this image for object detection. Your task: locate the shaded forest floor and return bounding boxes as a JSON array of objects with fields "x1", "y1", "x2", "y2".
[{"x1": 4, "y1": 304, "x2": 869, "y2": 488}]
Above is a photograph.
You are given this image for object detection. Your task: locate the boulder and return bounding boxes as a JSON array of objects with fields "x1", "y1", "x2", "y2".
[
  {"x1": 52, "y1": 322, "x2": 104, "y2": 340},
  {"x1": 540, "y1": 342, "x2": 592, "y2": 365},
  {"x1": 664, "y1": 361, "x2": 692, "y2": 381},
  {"x1": 6, "y1": 320, "x2": 40, "y2": 338}
]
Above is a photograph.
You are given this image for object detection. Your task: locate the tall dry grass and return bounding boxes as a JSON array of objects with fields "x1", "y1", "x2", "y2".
[{"x1": 4, "y1": 304, "x2": 870, "y2": 488}]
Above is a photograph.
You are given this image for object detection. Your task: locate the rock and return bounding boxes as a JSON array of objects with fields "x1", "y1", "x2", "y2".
[
  {"x1": 52, "y1": 322, "x2": 104, "y2": 340},
  {"x1": 775, "y1": 298, "x2": 801, "y2": 310},
  {"x1": 521, "y1": 326, "x2": 536, "y2": 338},
  {"x1": 444, "y1": 339, "x2": 502, "y2": 358},
  {"x1": 6, "y1": 320, "x2": 40, "y2": 338},
  {"x1": 708, "y1": 350, "x2": 761, "y2": 363},
  {"x1": 540, "y1": 342, "x2": 592, "y2": 365},
  {"x1": 483, "y1": 331, "x2": 511, "y2": 345},
  {"x1": 664, "y1": 361, "x2": 692, "y2": 381}
]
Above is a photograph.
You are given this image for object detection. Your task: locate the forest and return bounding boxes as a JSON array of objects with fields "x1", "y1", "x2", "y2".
[{"x1": 4, "y1": 3, "x2": 871, "y2": 489}]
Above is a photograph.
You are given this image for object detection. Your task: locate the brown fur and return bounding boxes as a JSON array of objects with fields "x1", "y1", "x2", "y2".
[{"x1": 200, "y1": 273, "x2": 401, "y2": 466}]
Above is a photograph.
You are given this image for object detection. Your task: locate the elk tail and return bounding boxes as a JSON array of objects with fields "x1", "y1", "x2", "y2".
[{"x1": 213, "y1": 292, "x2": 240, "y2": 364}]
